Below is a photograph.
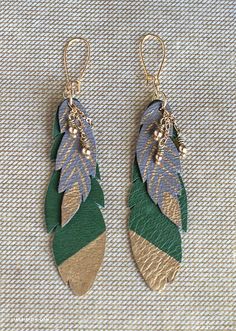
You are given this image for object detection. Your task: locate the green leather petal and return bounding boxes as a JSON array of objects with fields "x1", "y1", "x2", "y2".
[
  {"x1": 53, "y1": 198, "x2": 106, "y2": 266},
  {"x1": 129, "y1": 162, "x2": 182, "y2": 262}
]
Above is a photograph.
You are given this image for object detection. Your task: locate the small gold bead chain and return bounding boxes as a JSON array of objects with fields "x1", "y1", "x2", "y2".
[
  {"x1": 153, "y1": 107, "x2": 173, "y2": 164},
  {"x1": 68, "y1": 102, "x2": 93, "y2": 159},
  {"x1": 153, "y1": 106, "x2": 187, "y2": 164},
  {"x1": 139, "y1": 35, "x2": 187, "y2": 163}
]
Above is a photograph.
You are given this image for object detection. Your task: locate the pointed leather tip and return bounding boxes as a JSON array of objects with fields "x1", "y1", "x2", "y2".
[
  {"x1": 162, "y1": 192, "x2": 181, "y2": 226},
  {"x1": 58, "y1": 233, "x2": 106, "y2": 296},
  {"x1": 129, "y1": 231, "x2": 180, "y2": 291}
]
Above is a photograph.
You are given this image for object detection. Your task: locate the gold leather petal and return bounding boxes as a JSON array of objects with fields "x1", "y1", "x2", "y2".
[
  {"x1": 162, "y1": 192, "x2": 181, "y2": 226},
  {"x1": 129, "y1": 231, "x2": 180, "y2": 291},
  {"x1": 58, "y1": 233, "x2": 106, "y2": 296},
  {"x1": 61, "y1": 185, "x2": 81, "y2": 227}
]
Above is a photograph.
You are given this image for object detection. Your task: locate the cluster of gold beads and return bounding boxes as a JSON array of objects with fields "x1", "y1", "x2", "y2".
[
  {"x1": 68, "y1": 103, "x2": 92, "y2": 159},
  {"x1": 68, "y1": 123, "x2": 78, "y2": 139},
  {"x1": 153, "y1": 109, "x2": 172, "y2": 165},
  {"x1": 68, "y1": 111, "x2": 80, "y2": 138},
  {"x1": 153, "y1": 127, "x2": 165, "y2": 165},
  {"x1": 81, "y1": 136, "x2": 91, "y2": 159},
  {"x1": 153, "y1": 109, "x2": 187, "y2": 163}
]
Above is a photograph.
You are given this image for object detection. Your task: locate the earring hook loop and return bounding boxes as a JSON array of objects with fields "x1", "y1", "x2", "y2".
[
  {"x1": 63, "y1": 37, "x2": 90, "y2": 105},
  {"x1": 140, "y1": 34, "x2": 167, "y2": 107}
]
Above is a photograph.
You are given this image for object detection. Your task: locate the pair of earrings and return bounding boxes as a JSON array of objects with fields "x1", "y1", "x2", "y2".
[{"x1": 45, "y1": 34, "x2": 188, "y2": 296}]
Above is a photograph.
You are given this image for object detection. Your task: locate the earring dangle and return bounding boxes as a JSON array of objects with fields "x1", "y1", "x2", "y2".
[
  {"x1": 44, "y1": 38, "x2": 106, "y2": 296},
  {"x1": 128, "y1": 35, "x2": 188, "y2": 291}
]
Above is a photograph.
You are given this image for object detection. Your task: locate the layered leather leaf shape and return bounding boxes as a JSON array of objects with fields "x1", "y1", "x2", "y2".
[
  {"x1": 136, "y1": 100, "x2": 182, "y2": 225},
  {"x1": 45, "y1": 100, "x2": 106, "y2": 296},
  {"x1": 129, "y1": 99, "x2": 188, "y2": 291}
]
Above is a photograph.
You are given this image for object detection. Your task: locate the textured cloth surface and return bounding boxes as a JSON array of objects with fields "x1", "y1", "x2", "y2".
[{"x1": 0, "y1": 0, "x2": 235, "y2": 330}]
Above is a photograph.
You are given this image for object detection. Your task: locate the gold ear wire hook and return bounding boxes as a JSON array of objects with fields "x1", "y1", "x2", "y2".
[
  {"x1": 63, "y1": 37, "x2": 91, "y2": 105},
  {"x1": 140, "y1": 34, "x2": 167, "y2": 108}
]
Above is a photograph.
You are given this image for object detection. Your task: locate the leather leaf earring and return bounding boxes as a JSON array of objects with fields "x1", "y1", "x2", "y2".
[
  {"x1": 45, "y1": 38, "x2": 106, "y2": 296},
  {"x1": 128, "y1": 35, "x2": 188, "y2": 291}
]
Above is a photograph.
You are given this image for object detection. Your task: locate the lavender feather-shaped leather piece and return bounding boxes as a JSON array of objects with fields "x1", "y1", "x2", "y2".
[
  {"x1": 136, "y1": 100, "x2": 182, "y2": 225},
  {"x1": 55, "y1": 99, "x2": 96, "y2": 226},
  {"x1": 56, "y1": 99, "x2": 96, "y2": 193}
]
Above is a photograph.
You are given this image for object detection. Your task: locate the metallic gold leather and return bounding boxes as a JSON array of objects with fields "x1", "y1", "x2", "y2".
[
  {"x1": 129, "y1": 231, "x2": 180, "y2": 291},
  {"x1": 61, "y1": 185, "x2": 81, "y2": 226},
  {"x1": 58, "y1": 233, "x2": 106, "y2": 296},
  {"x1": 162, "y1": 192, "x2": 181, "y2": 226}
]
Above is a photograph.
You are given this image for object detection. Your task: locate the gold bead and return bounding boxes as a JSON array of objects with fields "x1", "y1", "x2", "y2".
[
  {"x1": 154, "y1": 129, "x2": 164, "y2": 141},
  {"x1": 179, "y1": 144, "x2": 187, "y2": 156},
  {"x1": 182, "y1": 147, "x2": 187, "y2": 154},
  {"x1": 179, "y1": 143, "x2": 187, "y2": 158},
  {"x1": 82, "y1": 147, "x2": 87, "y2": 154},
  {"x1": 154, "y1": 129, "x2": 158, "y2": 137},
  {"x1": 155, "y1": 154, "x2": 162, "y2": 164},
  {"x1": 153, "y1": 130, "x2": 159, "y2": 141},
  {"x1": 69, "y1": 126, "x2": 78, "y2": 134},
  {"x1": 158, "y1": 131, "x2": 163, "y2": 138},
  {"x1": 82, "y1": 147, "x2": 91, "y2": 158}
]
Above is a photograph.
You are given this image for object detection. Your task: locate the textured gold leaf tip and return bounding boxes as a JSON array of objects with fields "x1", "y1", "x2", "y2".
[
  {"x1": 58, "y1": 233, "x2": 106, "y2": 296},
  {"x1": 129, "y1": 231, "x2": 180, "y2": 291},
  {"x1": 61, "y1": 185, "x2": 81, "y2": 227}
]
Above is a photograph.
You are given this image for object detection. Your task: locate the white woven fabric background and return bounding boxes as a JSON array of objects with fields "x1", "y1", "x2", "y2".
[{"x1": 0, "y1": 0, "x2": 235, "y2": 330}]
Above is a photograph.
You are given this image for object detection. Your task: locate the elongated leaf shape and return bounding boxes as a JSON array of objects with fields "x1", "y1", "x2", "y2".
[
  {"x1": 136, "y1": 100, "x2": 182, "y2": 225},
  {"x1": 129, "y1": 100, "x2": 188, "y2": 291},
  {"x1": 45, "y1": 99, "x2": 106, "y2": 296}
]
